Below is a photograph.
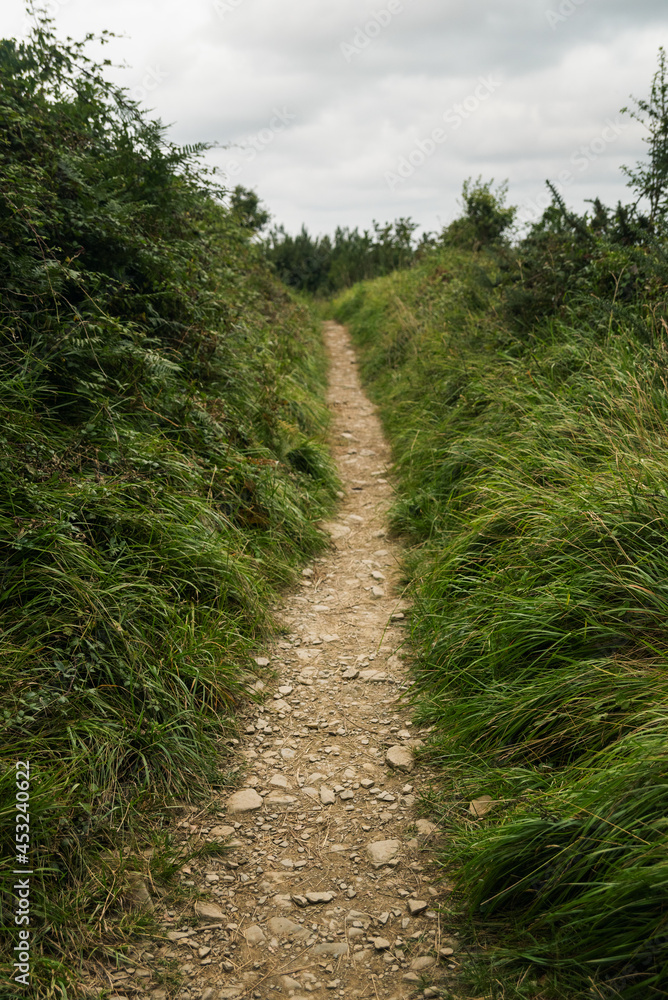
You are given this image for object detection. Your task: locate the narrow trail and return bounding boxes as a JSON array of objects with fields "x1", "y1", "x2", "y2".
[{"x1": 135, "y1": 323, "x2": 458, "y2": 1000}]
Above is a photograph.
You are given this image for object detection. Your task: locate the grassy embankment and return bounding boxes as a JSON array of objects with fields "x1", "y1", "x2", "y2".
[
  {"x1": 333, "y1": 240, "x2": 668, "y2": 997},
  {"x1": 0, "y1": 25, "x2": 336, "y2": 997}
]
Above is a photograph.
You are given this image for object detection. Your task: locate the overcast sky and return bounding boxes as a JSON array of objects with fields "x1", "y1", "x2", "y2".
[{"x1": 3, "y1": 0, "x2": 668, "y2": 237}]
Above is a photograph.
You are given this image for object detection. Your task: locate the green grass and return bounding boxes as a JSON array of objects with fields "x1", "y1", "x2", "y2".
[
  {"x1": 0, "y1": 23, "x2": 337, "y2": 996},
  {"x1": 333, "y1": 246, "x2": 668, "y2": 998}
]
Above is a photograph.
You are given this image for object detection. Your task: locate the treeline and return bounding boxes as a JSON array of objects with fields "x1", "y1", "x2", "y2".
[
  {"x1": 262, "y1": 217, "x2": 423, "y2": 295},
  {"x1": 0, "y1": 17, "x2": 336, "y2": 997},
  {"x1": 260, "y1": 175, "x2": 523, "y2": 295},
  {"x1": 333, "y1": 48, "x2": 668, "y2": 1000}
]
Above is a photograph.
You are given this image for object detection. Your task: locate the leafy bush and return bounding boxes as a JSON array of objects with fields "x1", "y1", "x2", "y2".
[{"x1": 0, "y1": 16, "x2": 336, "y2": 996}]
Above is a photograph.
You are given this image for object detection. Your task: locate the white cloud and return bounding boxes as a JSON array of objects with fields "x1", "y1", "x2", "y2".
[{"x1": 2, "y1": 0, "x2": 667, "y2": 236}]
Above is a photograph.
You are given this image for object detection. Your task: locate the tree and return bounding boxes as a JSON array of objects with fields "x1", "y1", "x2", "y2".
[
  {"x1": 229, "y1": 184, "x2": 270, "y2": 233},
  {"x1": 621, "y1": 47, "x2": 668, "y2": 226},
  {"x1": 442, "y1": 177, "x2": 516, "y2": 249}
]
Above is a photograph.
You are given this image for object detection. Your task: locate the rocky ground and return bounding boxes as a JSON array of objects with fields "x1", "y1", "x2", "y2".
[{"x1": 104, "y1": 322, "x2": 461, "y2": 1000}]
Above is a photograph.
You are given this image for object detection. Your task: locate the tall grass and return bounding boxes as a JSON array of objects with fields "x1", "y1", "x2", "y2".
[
  {"x1": 334, "y1": 245, "x2": 668, "y2": 998},
  {"x1": 0, "y1": 19, "x2": 337, "y2": 997}
]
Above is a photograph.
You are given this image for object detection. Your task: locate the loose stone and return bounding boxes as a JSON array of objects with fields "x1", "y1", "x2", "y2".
[
  {"x1": 366, "y1": 839, "x2": 401, "y2": 866},
  {"x1": 226, "y1": 788, "x2": 263, "y2": 814},
  {"x1": 385, "y1": 745, "x2": 414, "y2": 772}
]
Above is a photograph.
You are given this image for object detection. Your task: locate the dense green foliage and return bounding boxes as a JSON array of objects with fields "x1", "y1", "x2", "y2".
[
  {"x1": 332, "y1": 64, "x2": 668, "y2": 995},
  {"x1": 263, "y1": 217, "x2": 422, "y2": 294},
  {"x1": 0, "y1": 20, "x2": 336, "y2": 996}
]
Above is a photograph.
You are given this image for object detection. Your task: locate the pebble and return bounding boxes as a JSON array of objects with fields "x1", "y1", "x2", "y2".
[
  {"x1": 373, "y1": 937, "x2": 391, "y2": 950},
  {"x1": 209, "y1": 824, "x2": 235, "y2": 837},
  {"x1": 410, "y1": 956, "x2": 436, "y2": 971},
  {"x1": 226, "y1": 788, "x2": 263, "y2": 813},
  {"x1": 407, "y1": 899, "x2": 428, "y2": 915},
  {"x1": 244, "y1": 925, "x2": 266, "y2": 946},
  {"x1": 366, "y1": 839, "x2": 401, "y2": 866},
  {"x1": 415, "y1": 819, "x2": 437, "y2": 835},
  {"x1": 267, "y1": 917, "x2": 308, "y2": 938},
  {"x1": 385, "y1": 745, "x2": 414, "y2": 772},
  {"x1": 469, "y1": 794, "x2": 496, "y2": 818},
  {"x1": 193, "y1": 901, "x2": 225, "y2": 922},
  {"x1": 320, "y1": 786, "x2": 336, "y2": 805},
  {"x1": 305, "y1": 891, "x2": 335, "y2": 904}
]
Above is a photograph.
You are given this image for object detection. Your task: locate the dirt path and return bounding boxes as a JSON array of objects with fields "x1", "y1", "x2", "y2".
[{"x1": 113, "y1": 322, "x2": 457, "y2": 1000}]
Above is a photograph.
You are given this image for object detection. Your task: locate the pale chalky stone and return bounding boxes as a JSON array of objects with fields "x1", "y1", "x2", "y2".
[
  {"x1": 416, "y1": 819, "x2": 437, "y2": 836},
  {"x1": 366, "y1": 839, "x2": 401, "y2": 866},
  {"x1": 226, "y1": 788, "x2": 263, "y2": 813},
  {"x1": 469, "y1": 795, "x2": 495, "y2": 818},
  {"x1": 209, "y1": 824, "x2": 235, "y2": 838},
  {"x1": 411, "y1": 956, "x2": 436, "y2": 971},
  {"x1": 385, "y1": 745, "x2": 414, "y2": 772},
  {"x1": 194, "y1": 901, "x2": 225, "y2": 922},
  {"x1": 244, "y1": 924, "x2": 266, "y2": 946}
]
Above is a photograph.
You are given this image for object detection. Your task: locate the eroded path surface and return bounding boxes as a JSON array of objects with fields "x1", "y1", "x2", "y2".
[{"x1": 143, "y1": 323, "x2": 457, "y2": 1000}]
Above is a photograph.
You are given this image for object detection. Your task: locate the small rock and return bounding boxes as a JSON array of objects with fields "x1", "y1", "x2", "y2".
[
  {"x1": 373, "y1": 937, "x2": 391, "y2": 950},
  {"x1": 371, "y1": 570, "x2": 385, "y2": 581},
  {"x1": 281, "y1": 976, "x2": 302, "y2": 991},
  {"x1": 341, "y1": 668, "x2": 359, "y2": 679},
  {"x1": 366, "y1": 839, "x2": 401, "y2": 866},
  {"x1": 226, "y1": 788, "x2": 263, "y2": 814},
  {"x1": 385, "y1": 745, "x2": 414, "y2": 773},
  {"x1": 358, "y1": 669, "x2": 388, "y2": 682},
  {"x1": 407, "y1": 899, "x2": 428, "y2": 915},
  {"x1": 340, "y1": 789, "x2": 354, "y2": 800},
  {"x1": 265, "y1": 792, "x2": 297, "y2": 806},
  {"x1": 402, "y1": 973, "x2": 420, "y2": 983},
  {"x1": 311, "y1": 942, "x2": 349, "y2": 957},
  {"x1": 305, "y1": 891, "x2": 335, "y2": 904},
  {"x1": 320, "y1": 786, "x2": 336, "y2": 805},
  {"x1": 410, "y1": 956, "x2": 436, "y2": 971},
  {"x1": 371, "y1": 586, "x2": 385, "y2": 599},
  {"x1": 253, "y1": 656, "x2": 270, "y2": 667},
  {"x1": 415, "y1": 819, "x2": 437, "y2": 836},
  {"x1": 244, "y1": 924, "x2": 266, "y2": 946},
  {"x1": 269, "y1": 774, "x2": 289, "y2": 789},
  {"x1": 194, "y1": 901, "x2": 225, "y2": 922},
  {"x1": 292, "y1": 894, "x2": 308, "y2": 907},
  {"x1": 124, "y1": 874, "x2": 153, "y2": 911},
  {"x1": 267, "y1": 917, "x2": 307, "y2": 938},
  {"x1": 469, "y1": 795, "x2": 496, "y2": 818}
]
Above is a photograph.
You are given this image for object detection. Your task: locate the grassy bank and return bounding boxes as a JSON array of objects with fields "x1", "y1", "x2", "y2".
[
  {"x1": 0, "y1": 23, "x2": 336, "y2": 997},
  {"x1": 333, "y1": 242, "x2": 668, "y2": 997}
]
